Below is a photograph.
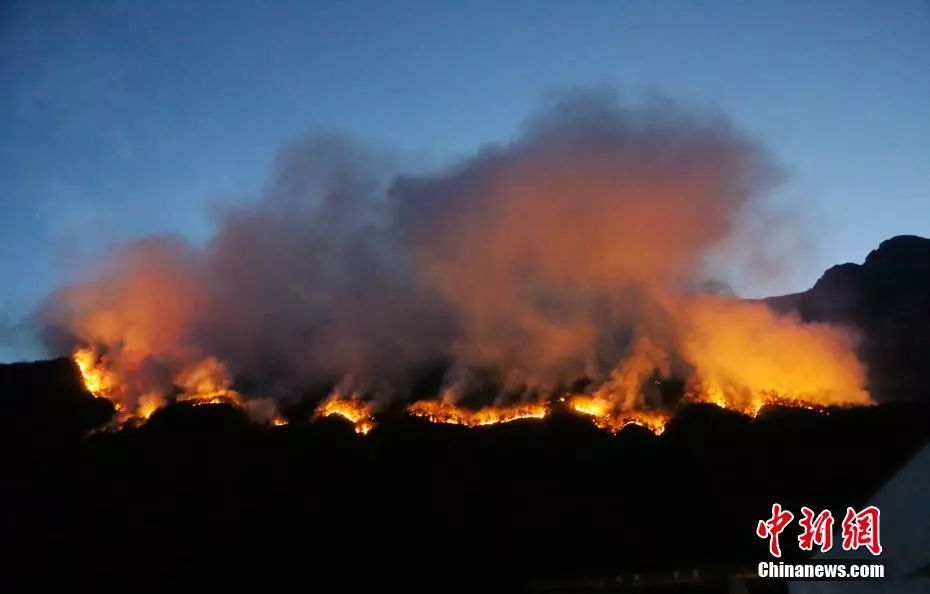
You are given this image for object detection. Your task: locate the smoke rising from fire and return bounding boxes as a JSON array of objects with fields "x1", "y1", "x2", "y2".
[{"x1": 40, "y1": 92, "x2": 871, "y2": 425}]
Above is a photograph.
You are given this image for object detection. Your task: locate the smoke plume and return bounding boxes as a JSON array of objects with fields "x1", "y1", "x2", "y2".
[{"x1": 40, "y1": 92, "x2": 870, "y2": 421}]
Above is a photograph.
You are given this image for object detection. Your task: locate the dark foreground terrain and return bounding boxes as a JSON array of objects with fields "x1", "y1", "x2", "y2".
[{"x1": 3, "y1": 356, "x2": 929, "y2": 592}]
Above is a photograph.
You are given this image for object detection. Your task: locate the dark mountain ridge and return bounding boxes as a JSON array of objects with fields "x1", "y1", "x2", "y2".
[{"x1": 766, "y1": 234, "x2": 930, "y2": 402}]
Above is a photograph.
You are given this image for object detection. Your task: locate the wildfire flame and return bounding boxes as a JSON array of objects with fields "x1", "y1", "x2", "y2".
[
  {"x1": 73, "y1": 346, "x2": 121, "y2": 403},
  {"x1": 135, "y1": 392, "x2": 166, "y2": 421},
  {"x1": 566, "y1": 394, "x2": 669, "y2": 435},
  {"x1": 173, "y1": 356, "x2": 243, "y2": 407},
  {"x1": 686, "y1": 385, "x2": 831, "y2": 418},
  {"x1": 75, "y1": 343, "x2": 864, "y2": 436},
  {"x1": 53, "y1": 101, "x2": 876, "y2": 442},
  {"x1": 72, "y1": 347, "x2": 282, "y2": 427},
  {"x1": 72, "y1": 297, "x2": 872, "y2": 436},
  {"x1": 314, "y1": 394, "x2": 376, "y2": 434},
  {"x1": 406, "y1": 400, "x2": 550, "y2": 427}
]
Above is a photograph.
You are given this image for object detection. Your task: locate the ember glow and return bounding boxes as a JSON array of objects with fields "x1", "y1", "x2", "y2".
[{"x1": 406, "y1": 400, "x2": 549, "y2": 427}]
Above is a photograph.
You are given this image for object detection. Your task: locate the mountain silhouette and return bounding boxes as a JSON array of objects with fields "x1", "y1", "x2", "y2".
[{"x1": 768, "y1": 235, "x2": 930, "y2": 402}]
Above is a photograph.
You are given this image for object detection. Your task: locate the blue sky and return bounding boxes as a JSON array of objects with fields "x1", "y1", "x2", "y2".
[{"x1": 1, "y1": 0, "x2": 928, "y2": 361}]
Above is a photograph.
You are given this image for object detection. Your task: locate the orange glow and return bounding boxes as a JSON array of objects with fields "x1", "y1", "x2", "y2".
[
  {"x1": 314, "y1": 394, "x2": 376, "y2": 434},
  {"x1": 136, "y1": 392, "x2": 166, "y2": 420},
  {"x1": 73, "y1": 346, "x2": 121, "y2": 402},
  {"x1": 406, "y1": 400, "x2": 549, "y2": 427},
  {"x1": 687, "y1": 386, "x2": 831, "y2": 418},
  {"x1": 680, "y1": 298, "x2": 872, "y2": 414},
  {"x1": 174, "y1": 356, "x2": 243, "y2": 407},
  {"x1": 72, "y1": 347, "x2": 275, "y2": 425},
  {"x1": 567, "y1": 394, "x2": 669, "y2": 435},
  {"x1": 71, "y1": 295, "x2": 871, "y2": 436},
  {"x1": 53, "y1": 114, "x2": 875, "y2": 442}
]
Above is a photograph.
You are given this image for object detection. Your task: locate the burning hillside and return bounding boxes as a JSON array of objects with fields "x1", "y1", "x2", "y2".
[
  {"x1": 406, "y1": 400, "x2": 550, "y2": 427},
  {"x1": 7, "y1": 352, "x2": 927, "y2": 593},
  {"x1": 314, "y1": 391, "x2": 376, "y2": 434},
  {"x1": 47, "y1": 94, "x2": 871, "y2": 432},
  {"x1": 74, "y1": 347, "x2": 864, "y2": 438}
]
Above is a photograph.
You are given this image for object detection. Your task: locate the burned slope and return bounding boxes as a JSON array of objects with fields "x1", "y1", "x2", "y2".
[{"x1": 2, "y1": 357, "x2": 929, "y2": 591}]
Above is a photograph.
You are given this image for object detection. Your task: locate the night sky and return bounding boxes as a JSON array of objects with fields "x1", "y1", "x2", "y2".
[{"x1": 1, "y1": 0, "x2": 928, "y2": 361}]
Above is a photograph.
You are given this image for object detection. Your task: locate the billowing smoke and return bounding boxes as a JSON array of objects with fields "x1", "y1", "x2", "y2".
[
  {"x1": 39, "y1": 92, "x2": 870, "y2": 421},
  {"x1": 393, "y1": 95, "x2": 771, "y2": 392}
]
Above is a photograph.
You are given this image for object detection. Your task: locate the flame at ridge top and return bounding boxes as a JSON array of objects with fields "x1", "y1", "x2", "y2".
[
  {"x1": 75, "y1": 342, "x2": 871, "y2": 436},
  {"x1": 685, "y1": 385, "x2": 842, "y2": 418},
  {"x1": 406, "y1": 400, "x2": 550, "y2": 427},
  {"x1": 72, "y1": 346, "x2": 281, "y2": 426},
  {"x1": 566, "y1": 394, "x2": 670, "y2": 435},
  {"x1": 314, "y1": 394, "x2": 376, "y2": 434}
]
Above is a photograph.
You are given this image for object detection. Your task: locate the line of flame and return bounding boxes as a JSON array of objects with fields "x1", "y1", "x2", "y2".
[
  {"x1": 406, "y1": 400, "x2": 549, "y2": 427},
  {"x1": 314, "y1": 395, "x2": 376, "y2": 434},
  {"x1": 76, "y1": 349, "x2": 860, "y2": 437}
]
